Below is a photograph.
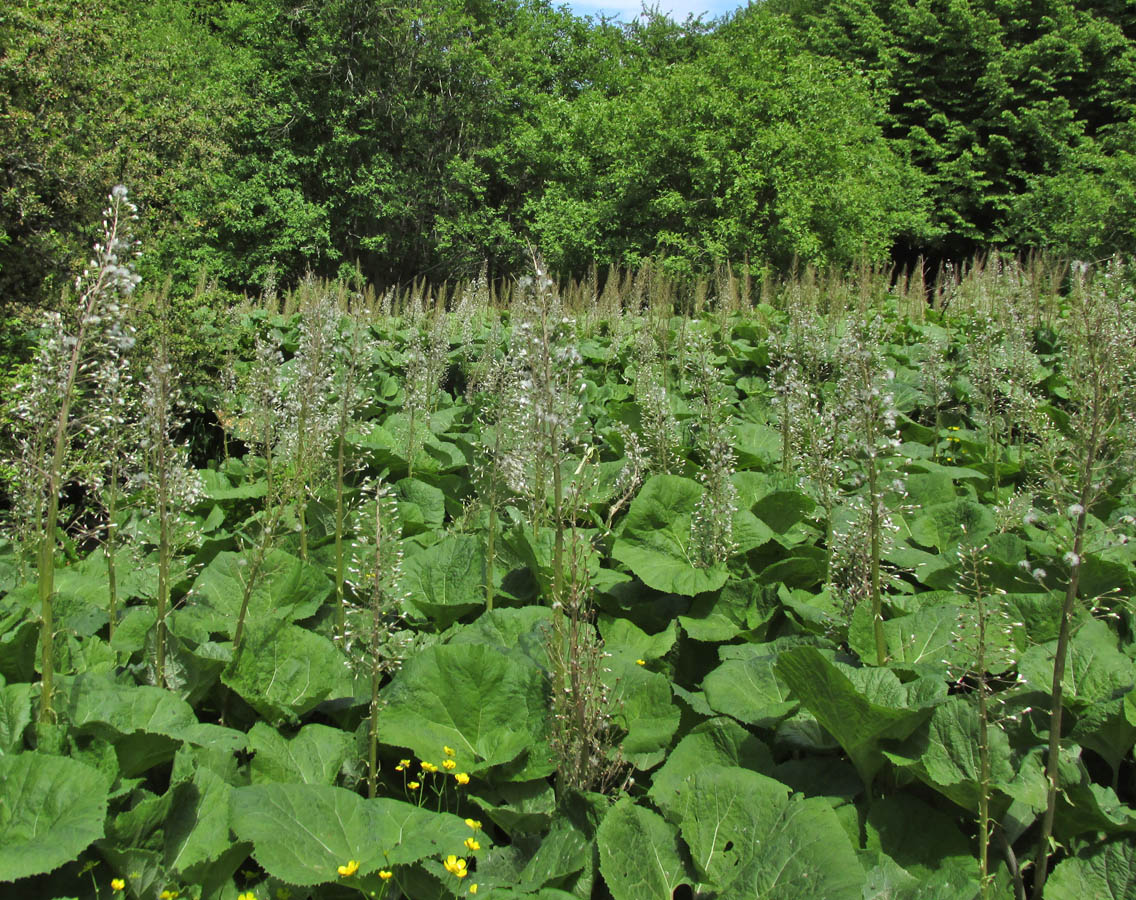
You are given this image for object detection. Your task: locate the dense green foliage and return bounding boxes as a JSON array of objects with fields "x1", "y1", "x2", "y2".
[
  {"x1": 2, "y1": 257, "x2": 1135, "y2": 899},
  {"x1": 771, "y1": 0, "x2": 1136, "y2": 260},
  {"x1": 4, "y1": 0, "x2": 1133, "y2": 306}
]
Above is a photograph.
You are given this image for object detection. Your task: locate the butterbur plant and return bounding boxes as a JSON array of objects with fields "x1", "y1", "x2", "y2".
[
  {"x1": 545, "y1": 524, "x2": 628, "y2": 797},
  {"x1": 135, "y1": 288, "x2": 204, "y2": 685},
  {"x1": 1028, "y1": 260, "x2": 1136, "y2": 898},
  {"x1": 278, "y1": 287, "x2": 340, "y2": 561},
  {"x1": 7, "y1": 186, "x2": 141, "y2": 730},
  {"x1": 332, "y1": 315, "x2": 376, "y2": 639},
  {"x1": 832, "y1": 315, "x2": 904, "y2": 664},
  {"x1": 504, "y1": 264, "x2": 587, "y2": 604},
  {"x1": 341, "y1": 478, "x2": 418, "y2": 798},
  {"x1": 685, "y1": 325, "x2": 738, "y2": 566}
]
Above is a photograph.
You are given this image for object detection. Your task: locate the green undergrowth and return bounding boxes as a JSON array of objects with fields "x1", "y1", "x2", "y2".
[{"x1": 1, "y1": 260, "x2": 1135, "y2": 900}]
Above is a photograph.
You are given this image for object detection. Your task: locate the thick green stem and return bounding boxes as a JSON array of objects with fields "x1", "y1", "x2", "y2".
[
  {"x1": 156, "y1": 440, "x2": 170, "y2": 685},
  {"x1": 105, "y1": 466, "x2": 119, "y2": 640},
  {"x1": 38, "y1": 309, "x2": 94, "y2": 727},
  {"x1": 1032, "y1": 385, "x2": 1101, "y2": 899},
  {"x1": 976, "y1": 585, "x2": 991, "y2": 900},
  {"x1": 335, "y1": 428, "x2": 347, "y2": 640},
  {"x1": 367, "y1": 489, "x2": 386, "y2": 799},
  {"x1": 486, "y1": 502, "x2": 497, "y2": 613},
  {"x1": 1031, "y1": 500, "x2": 1090, "y2": 899},
  {"x1": 867, "y1": 454, "x2": 886, "y2": 666}
]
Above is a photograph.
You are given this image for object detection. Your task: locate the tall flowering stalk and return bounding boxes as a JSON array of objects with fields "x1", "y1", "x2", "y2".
[
  {"x1": 686, "y1": 325, "x2": 738, "y2": 567},
  {"x1": 279, "y1": 289, "x2": 339, "y2": 561},
  {"x1": 331, "y1": 314, "x2": 375, "y2": 639},
  {"x1": 340, "y1": 479, "x2": 417, "y2": 798},
  {"x1": 832, "y1": 316, "x2": 904, "y2": 664},
  {"x1": 502, "y1": 261, "x2": 586, "y2": 605},
  {"x1": 14, "y1": 186, "x2": 141, "y2": 728},
  {"x1": 136, "y1": 288, "x2": 203, "y2": 686},
  {"x1": 1029, "y1": 261, "x2": 1136, "y2": 898}
]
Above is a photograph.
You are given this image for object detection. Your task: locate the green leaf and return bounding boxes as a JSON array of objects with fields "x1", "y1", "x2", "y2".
[
  {"x1": 0, "y1": 681, "x2": 32, "y2": 755},
  {"x1": 611, "y1": 475, "x2": 728, "y2": 595},
  {"x1": 733, "y1": 421, "x2": 782, "y2": 470},
  {"x1": 59, "y1": 673, "x2": 247, "y2": 754},
  {"x1": 1020, "y1": 617, "x2": 1135, "y2": 707},
  {"x1": 751, "y1": 489, "x2": 815, "y2": 535},
  {"x1": 702, "y1": 650, "x2": 799, "y2": 728},
  {"x1": 664, "y1": 765, "x2": 863, "y2": 898},
  {"x1": 598, "y1": 616, "x2": 676, "y2": 665},
  {"x1": 401, "y1": 533, "x2": 486, "y2": 628},
  {"x1": 908, "y1": 499, "x2": 995, "y2": 551},
  {"x1": 468, "y1": 779, "x2": 556, "y2": 834},
  {"x1": 247, "y1": 722, "x2": 354, "y2": 785},
  {"x1": 380, "y1": 642, "x2": 552, "y2": 777},
  {"x1": 605, "y1": 659, "x2": 680, "y2": 770},
  {"x1": 1047, "y1": 840, "x2": 1136, "y2": 900},
  {"x1": 678, "y1": 579, "x2": 778, "y2": 642},
  {"x1": 597, "y1": 798, "x2": 691, "y2": 900},
  {"x1": 222, "y1": 621, "x2": 353, "y2": 725},
  {"x1": 886, "y1": 696, "x2": 1015, "y2": 812},
  {"x1": 0, "y1": 752, "x2": 110, "y2": 882},
  {"x1": 776, "y1": 647, "x2": 942, "y2": 786},
  {"x1": 649, "y1": 717, "x2": 773, "y2": 810},
  {"x1": 190, "y1": 549, "x2": 331, "y2": 635},
  {"x1": 165, "y1": 766, "x2": 234, "y2": 877},
  {"x1": 866, "y1": 791, "x2": 979, "y2": 884},
  {"x1": 230, "y1": 783, "x2": 473, "y2": 886}
]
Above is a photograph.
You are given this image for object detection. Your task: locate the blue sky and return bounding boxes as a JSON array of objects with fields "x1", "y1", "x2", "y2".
[{"x1": 562, "y1": 0, "x2": 744, "y2": 23}]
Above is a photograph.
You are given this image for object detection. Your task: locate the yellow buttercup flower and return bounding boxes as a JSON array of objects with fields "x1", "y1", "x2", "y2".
[
  {"x1": 408, "y1": 780, "x2": 421, "y2": 790},
  {"x1": 443, "y1": 855, "x2": 469, "y2": 879},
  {"x1": 111, "y1": 880, "x2": 125, "y2": 892},
  {"x1": 379, "y1": 870, "x2": 393, "y2": 880},
  {"x1": 420, "y1": 761, "x2": 439, "y2": 774},
  {"x1": 338, "y1": 860, "x2": 360, "y2": 877},
  {"x1": 464, "y1": 837, "x2": 480, "y2": 852},
  {"x1": 635, "y1": 659, "x2": 646, "y2": 666},
  {"x1": 443, "y1": 745, "x2": 455, "y2": 757},
  {"x1": 464, "y1": 818, "x2": 482, "y2": 830},
  {"x1": 442, "y1": 758, "x2": 457, "y2": 770},
  {"x1": 469, "y1": 885, "x2": 478, "y2": 895},
  {"x1": 238, "y1": 893, "x2": 256, "y2": 900},
  {"x1": 160, "y1": 892, "x2": 180, "y2": 900},
  {"x1": 454, "y1": 772, "x2": 470, "y2": 785}
]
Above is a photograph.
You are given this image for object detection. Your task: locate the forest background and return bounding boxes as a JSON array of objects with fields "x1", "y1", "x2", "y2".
[{"x1": 2, "y1": 0, "x2": 1135, "y2": 308}]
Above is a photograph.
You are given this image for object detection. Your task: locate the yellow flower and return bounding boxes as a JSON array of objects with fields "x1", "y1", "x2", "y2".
[
  {"x1": 379, "y1": 870, "x2": 393, "y2": 881},
  {"x1": 408, "y1": 781, "x2": 420, "y2": 790},
  {"x1": 442, "y1": 758, "x2": 457, "y2": 770},
  {"x1": 111, "y1": 879, "x2": 125, "y2": 892},
  {"x1": 238, "y1": 893, "x2": 256, "y2": 900},
  {"x1": 395, "y1": 762, "x2": 406, "y2": 772},
  {"x1": 160, "y1": 892, "x2": 180, "y2": 900},
  {"x1": 443, "y1": 745, "x2": 455, "y2": 757},
  {"x1": 464, "y1": 837, "x2": 481, "y2": 852},
  {"x1": 635, "y1": 659, "x2": 646, "y2": 666},
  {"x1": 465, "y1": 818, "x2": 482, "y2": 831},
  {"x1": 469, "y1": 885, "x2": 478, "y2": 895},
  {"x1": 443, "y1": 855, "x2": 469, "y2": 879},
  {"x1": 420, "y1": 761, "x2": 438, "y2": 774},
  {"x1": 399, "y1": 758, "x2": 411, "y2": 768},
  {"x1": 338, "y1": 860, "x2": 360, "y2": 877},
  {"x1": 454, "y1": 772, "x2": 470, "y2": 785}
]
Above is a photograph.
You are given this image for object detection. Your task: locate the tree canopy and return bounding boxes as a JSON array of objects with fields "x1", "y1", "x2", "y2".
[{"x1": 2, "y1": 0, "x2": 1133, "y2": 304}]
